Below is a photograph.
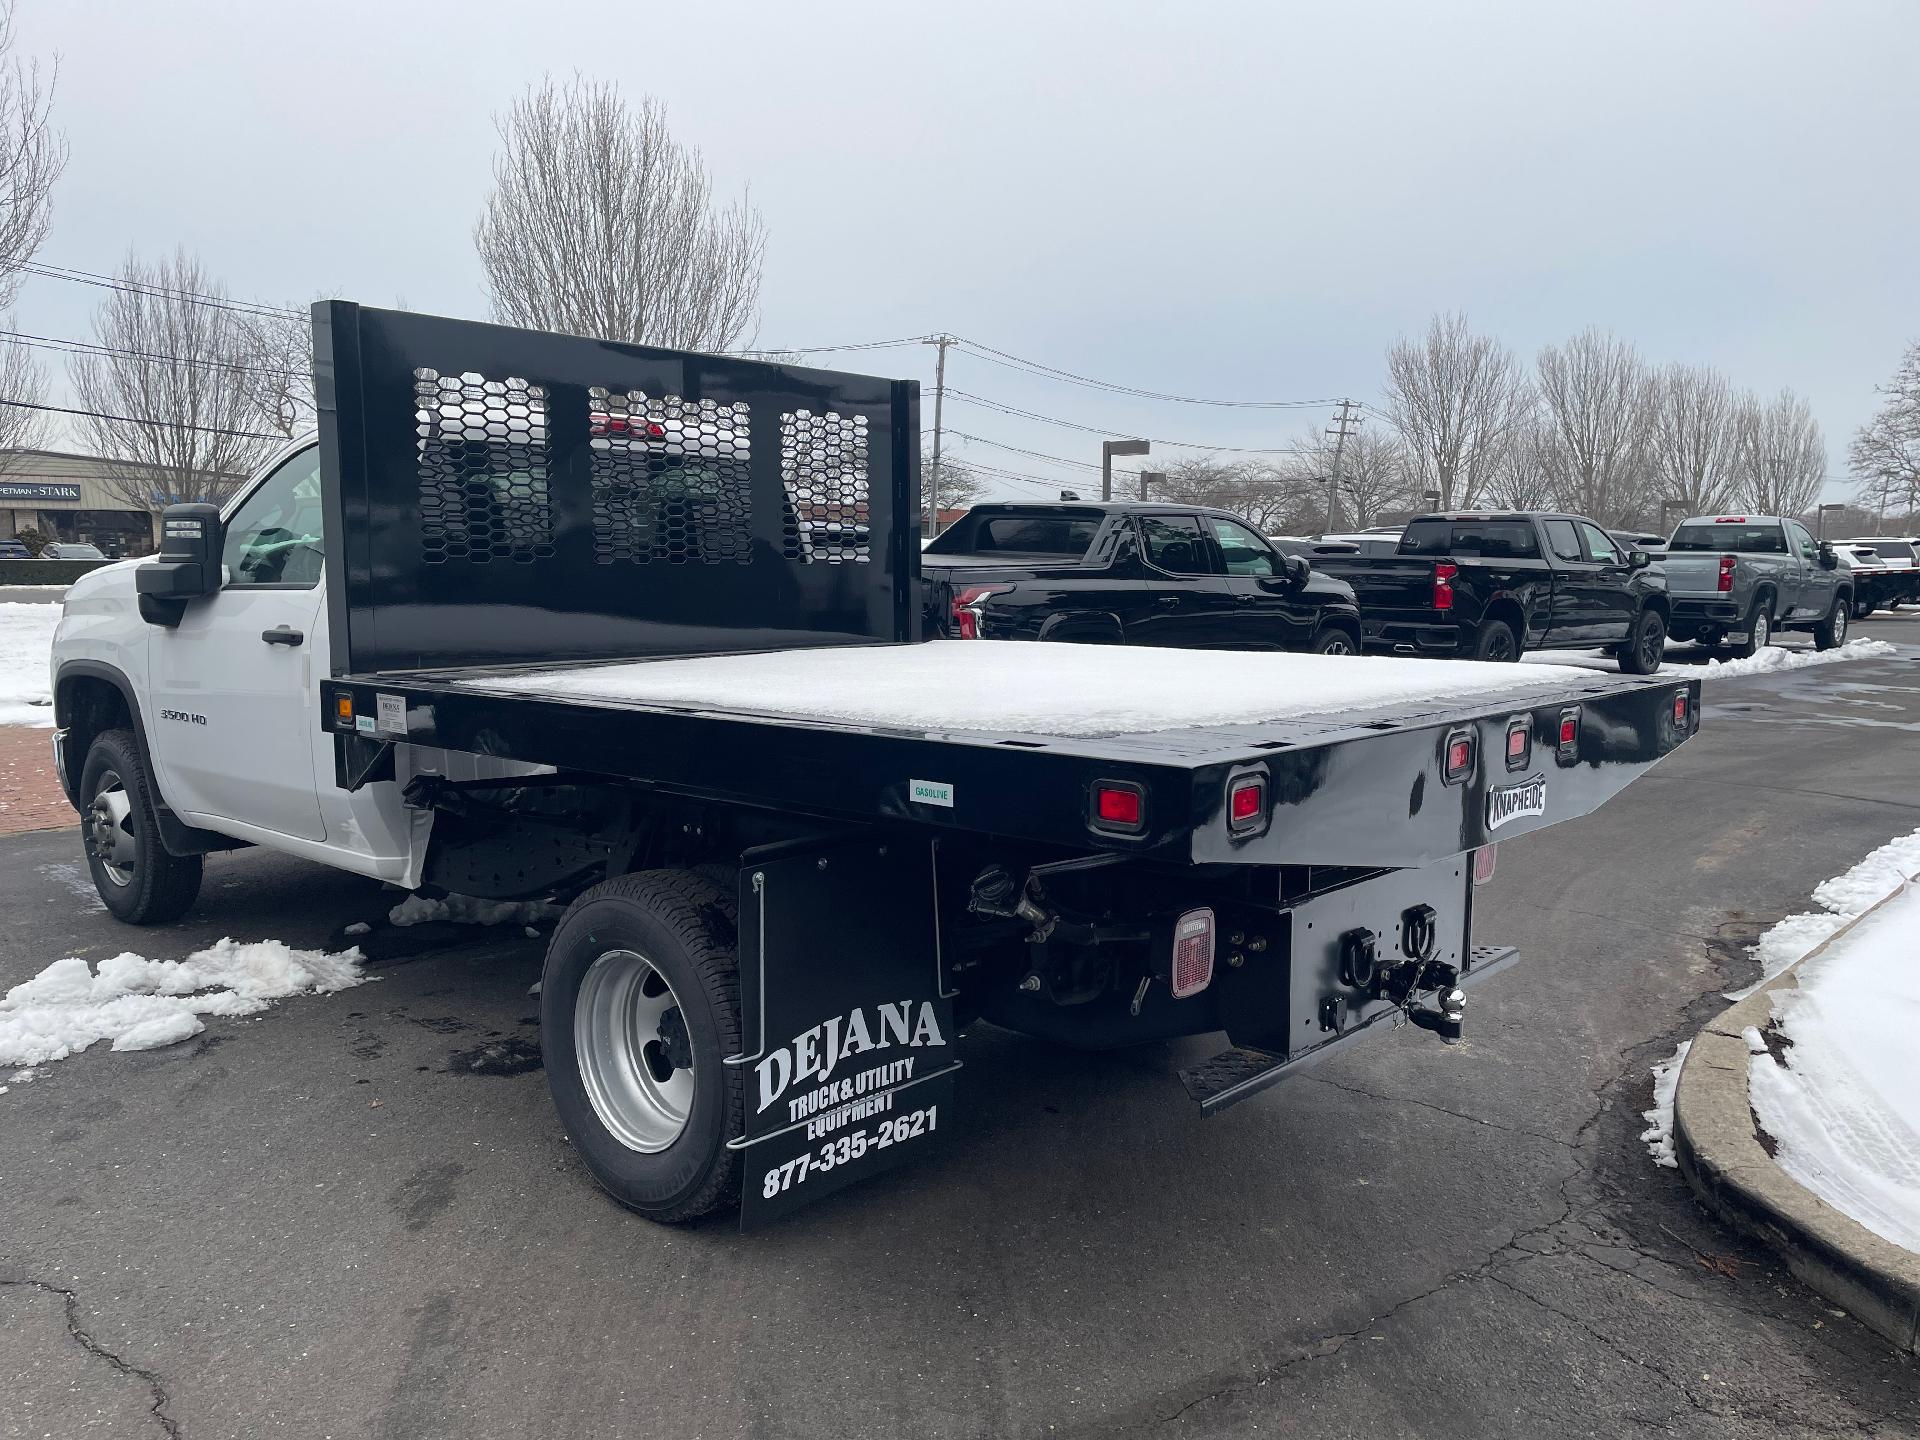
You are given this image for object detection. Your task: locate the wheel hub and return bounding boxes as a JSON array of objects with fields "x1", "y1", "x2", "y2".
[
  {"x1": 86, "y1": 776, "x2": 137, "y2": 886},
  {"x1": 575, "y1": 949, "x2": 695, "y2": 1153}
]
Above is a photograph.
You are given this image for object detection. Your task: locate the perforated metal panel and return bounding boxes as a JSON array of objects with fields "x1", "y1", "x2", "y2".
[
  {"x1": 317, "y1": 302, "x2": 919, "y2": 674},
  {"x1": 413, "y1": 369, "x2": 554, "y2": 564},
  {"x1": 780, "y1": 409, "x2": 870, "y2": 563},
  {"x1": 588, "y1": 388, "x2": 753, "y2": 565}
]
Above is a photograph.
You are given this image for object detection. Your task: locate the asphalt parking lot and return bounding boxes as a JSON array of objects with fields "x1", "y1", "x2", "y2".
[{"x1": 4, "y1": 614, "x2": 1920, "y2": 1440}]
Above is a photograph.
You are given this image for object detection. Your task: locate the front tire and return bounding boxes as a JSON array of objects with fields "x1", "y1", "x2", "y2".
[
  {"x1": 1472, "y1": 619, "x2": 1519, "y2": 662},
  {"x1": 79, "y1": 728, "x2": 203, "y2": 925},
  {"x1": 1813, "y1": 596, "x2": 1850, "y2": 651},
  {"x1": 1616, "y1": 608, "x2": 1667, "y2": 674},
  {"x1": 1726, "y1": 598, "x2": 1772, "y2": 660},
  {"x1": 1308, "y1": 626, "x2": 1357, "y2": 656},
  {"x1": 542, "y1": 869, "x2": 744, "y2": 1223}
]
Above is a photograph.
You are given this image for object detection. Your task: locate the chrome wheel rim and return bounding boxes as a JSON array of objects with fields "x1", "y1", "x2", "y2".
[
  {"x1": 575, "y1": 949, "x2": 694, "y2": 1153},
  {"x1": 1833, "y1": 607, "x2": 1847, "y2": 644},
  {"x1": 1319, "y1": 635, "x2": 1353, "y2": 656},
  {"x1": 1754, "y1": 610, "x2": 1770, "y2": 648},
  {"x1": 85, "y1": 770, "x2": 137, "y2": 887}
]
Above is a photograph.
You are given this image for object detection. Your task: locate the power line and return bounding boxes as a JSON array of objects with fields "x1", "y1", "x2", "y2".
[
  {"x1": 944, "y1": 388, "x2": 1310, "y2": 455},
  {"x1": 3, "y1": 258, "x2": 300, "y2": 320},
  {"x1": 0, "y1": 397, "x2": 288, "y2": 441},
  {"x1": 0, "y1": 328, "x2": 306, "y2": 379},
  {"x1": 948, "y1": 335, "x2": 1342, "y2": 411},
  {"x1": 942, "y1": 429, "x2": 1104, "y2": 473}
]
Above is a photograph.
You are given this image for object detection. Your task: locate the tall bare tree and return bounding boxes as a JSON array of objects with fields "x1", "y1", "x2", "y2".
[
  {"x1": 1381, "y1": 312, "x2": 1533, "y2": 510},
  {"x1": 0, "y1": 0, "x2": 64, "y2": 465},
  {"x1": 1849, "y1": 341, "x2": 1920, "y2": 525},
  {"x1": 1146, "y1": 456, "x2": 1303, "y2": 532},
  {"x1": 475, "y1": 78, "x2": 766, "y2": 351},
  {"x1": 68, "y1": 251, "x2": 275, "y2": 508},
  {"x1": 931, "y1": 456, "x2": 986, "y2": 513},
  {"x1": 1733, "y1": 388, "x2": 1824, "y2": 515},
  {"x1": 1483, "y1": 417, "x2": 1568, "y2": 513},
  {"x1": 1645, "y1": 362, "x2": 1739, "y2": 517},
  {"x1": 1287, "y1": 423, "x2": 1410, "y2": 527},
  {"x1": 1534, "y1": 328, "x2": 1651, "y2": 524},
  {"x1": 232, "y1": 305, "x2": 314, "y2": 440}
]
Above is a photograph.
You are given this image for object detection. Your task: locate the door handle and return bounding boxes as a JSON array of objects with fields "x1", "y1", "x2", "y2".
[
  {"x1": 1157, "y1": 596, "x2": 1181, "y2": 608},
  {"x1": 261, "y1": 626, "x2": 304, "y2": 646},
  {"x1": 1233, "y1": 593, "x2": 1257, "y2": 605}
]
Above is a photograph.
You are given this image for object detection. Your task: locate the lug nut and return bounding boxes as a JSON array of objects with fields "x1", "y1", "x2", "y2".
[
  {"x1": 1248, "y1": 935, "x2": 1267, "y2": 953},
  {"x1": 1226, "y1": 951, "x2": 1245, "y2": 969},
  {"x1": 1018, "y1": 974, "x2": 1042, "y2": 992}
]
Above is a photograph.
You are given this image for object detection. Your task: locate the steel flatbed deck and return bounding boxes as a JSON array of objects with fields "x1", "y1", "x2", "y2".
[{"x1": 325, "y1": 643, "x2": 1697, "y2": 870}]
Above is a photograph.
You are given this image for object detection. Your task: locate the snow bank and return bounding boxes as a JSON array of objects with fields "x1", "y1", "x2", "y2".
[
  {"x1": 1748, "y1": 881, "x2": 1920, "y2": 1253},
  {"x1": 0, "y1": 938, "x2": 368, "y2": 1071},
  {"x1": 388, "y1": 893, "x2": 559, "y2": 928},
  {"x1": 1727, "y1": 825, "x2": 1920, "y2": 1000},
  {"x1": 0, "y1": 601, "x2": 61, "y2": 727},
  {"x1": 1640, "y1": 1040, "x2": 1692, "y2": 1168},
  {"x1": 1529, "y1": 637, "x2": 1896, "y2": 680},
  {"x1": 471, "y1": 641, "x2": 1594, "y2": 739}
]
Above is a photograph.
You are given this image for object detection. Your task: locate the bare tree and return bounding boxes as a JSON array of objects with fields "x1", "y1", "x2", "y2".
[
  {"x1": 1285, "y1": 423, "x2": 1410, "y2": 527},
  {"x1": 232, "y1": 305, "x2": 315, "y2": 440},
  {"x1": 0, "y1": 1, "x2": 65, "y2": 466},
  {"x1": 931, "y1": 456, "x2": 986, "y2": 513},
  {"x1": 475, "y1": 78, "x2": 766, "y2": 351},
  {"x1": 1733, "y1": 388, "x2": 1824, "y2": 515},
  {"x1": 1645, "y1": 362, "x2": 1739, "y2": 517},
  {"x1": 68, "y1": 250, "x2": 275, "y2": 508},
  {"x1": 1534, "y1": 328, "x2": 1651, "y2": 524},
  {"x1": 1146, "y1": 456, "x2": 1303, "y2": 532},
  {"x1": 1849, "y1": 341, "x2": 1920, "y2": 525},
  {"x1": 1483, "y1": 417, "x2": 1567, "y2": 513},
  {"x1": 1381, "y1": 313, "x2": 1534, "y2": 511}
]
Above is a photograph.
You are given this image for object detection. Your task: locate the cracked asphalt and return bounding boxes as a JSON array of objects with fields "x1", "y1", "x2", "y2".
[{"x1": 3, "y1": 616, "x2": 1919, "y2": 1439}]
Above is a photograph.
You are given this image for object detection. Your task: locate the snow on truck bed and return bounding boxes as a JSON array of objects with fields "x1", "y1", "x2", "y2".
[{"x1": 464, "y1": 641, "x2": 1597, "y2": 738}]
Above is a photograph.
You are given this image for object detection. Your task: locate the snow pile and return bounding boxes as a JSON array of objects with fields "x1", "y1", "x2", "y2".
[
  {"x1": 1640, "y1": 1040, "x2": 1693, "y2": 1168},
  {"x1": 471, "y1": 641, "x2": 1597, "y2": 738},
  {"x1": 1529, "y1": 637, "x2": 1896, "y2": 680},
  {"x1": 0, "y1": 601, "x2": 61, "y2": 726},
  {"x1": 1727, "y1": 824, "x2": 1920, "y2": 999},
  {"x1": 1748, "y1": 881, "x2": 1920, "y2": 1253},
  {"x1": 0, "y1": 938, "x2": 368, "y2": 1070},
  {"x1": 388, "y1": 893, "x2": 559, "y2": 928}
]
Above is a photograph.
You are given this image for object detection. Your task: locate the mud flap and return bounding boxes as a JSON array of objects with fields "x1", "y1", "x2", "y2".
[{"x1": 728, "y1": 836, "x2": 959, "y2": 1230}]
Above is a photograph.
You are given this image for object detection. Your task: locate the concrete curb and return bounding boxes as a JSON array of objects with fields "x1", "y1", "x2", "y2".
[{"x1": 1673, "y1": 884, "x2": 1920, "y2": 1353}]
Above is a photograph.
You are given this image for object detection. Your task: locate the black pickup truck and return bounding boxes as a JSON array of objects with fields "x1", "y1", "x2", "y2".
[
  {"x1": 922, "y1": 502, "x2": 1363, "y2": 653},
  {"x1": 1312, "y1": 512, "x2": 1670, "y2": 673}
]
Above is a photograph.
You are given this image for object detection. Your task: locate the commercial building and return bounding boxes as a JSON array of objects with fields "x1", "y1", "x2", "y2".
[{"x1": 0, "y1": 449, "x2": 230, "y2": 556}]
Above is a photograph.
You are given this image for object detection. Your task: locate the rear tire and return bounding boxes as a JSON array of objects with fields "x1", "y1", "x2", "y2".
[
  {"x1": 1813, "y1": 596, "x2": 1850, "y2": 651},
  {"x1": 541, "y1": 869, "x2": 743, "y2": 1223},
  {"x1": 1307, "y1": 626, "x2": 1357, "y2": 656},
  {"x1": 79, "y1": 728, "x2": 203, "y2": 925},
  {"x1": 1726, "y1": 598, "x2": 1772, "y2": 660},
  {"x1": 1616, "y1": 608, "x2": 1667, "y2": 675},
  {"x1": 1472, "y1": 619, "x2": 1519, "y2": 662}
]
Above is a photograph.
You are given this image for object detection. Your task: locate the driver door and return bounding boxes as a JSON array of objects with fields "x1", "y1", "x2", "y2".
[
  {"x1": 146, "y1": 446, "x2": 330, "y2": 841},
  {"x1": 1206, "y1": 514, "x2": 1315, "y2": 650}
]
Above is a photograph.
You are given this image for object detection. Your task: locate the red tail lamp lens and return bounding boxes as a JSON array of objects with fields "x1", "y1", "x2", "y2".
[
  {"x1": 1717, "y1": 554, "x2": 1737, "y2": 593},
  {"x1": 1444, "y1": 731, "x2": 1474, "y2": 782},
  {"x1": 1091, "y1": 781, "x2": 1146, "y2": 833},
  {"x1": 1673, "y1": 691, "x2": 1689, "y2": 727},
  {"x1": 1505, "y1": 719, "x2": 1530, "y2": 769},
  {"x1": 1434, "y1": 561, "x2": 1458, "y2": 612},
  {"x1": 1472, "y1": 843, "x2": 1499, "y2": 886},
  {"x1": 951, "y1": 585, "x2": 1008, "y2": 639},
  {"x1": 1170, "y1": 908, "x2": 1215, "y2": 999},
  {"x1": 1227, "y1": 774, "x2": 1268, "y2": 834},
  {"x1": 1557, "y1": 707, "x2": 1581, "y2": 757}
]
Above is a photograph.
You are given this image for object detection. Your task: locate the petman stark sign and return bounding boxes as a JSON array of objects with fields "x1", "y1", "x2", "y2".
[{"x1": 729, "y1": 837, "x2": 958, "y2": 1228}]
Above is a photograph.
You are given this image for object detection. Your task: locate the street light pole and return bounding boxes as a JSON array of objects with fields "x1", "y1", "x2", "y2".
[
  {"x1": 1101, "y1": 439, "x2": 1149, "y2": 502},
  {"x1": 1139, "y1": 470, "x2": 1165, "y2": 501}
]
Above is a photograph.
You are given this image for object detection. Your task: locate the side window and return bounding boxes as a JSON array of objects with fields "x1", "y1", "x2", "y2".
[
  {"x1": 1138, "y1": 515, "x2": 1215, "y2": 575},
  {"x1": 222, "y1": 448, "x2": 325, "y2": 588},
  {"x1": 1785, "y1": 521, "x2": 1817, "y2": 559},
  {"x1": 1542, "y1": 519, "x2": 1584, "y2": 562},
  {"x1": 1206, "y1": 516, "x2": 1277, "y2": 576},
  {"x1": 1577, "y1": 522, "x2": 1619, "y2": 563}
]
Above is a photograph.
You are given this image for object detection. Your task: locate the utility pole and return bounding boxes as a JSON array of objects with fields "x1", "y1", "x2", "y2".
[
  {"x1": 1323, "y1": 398, "x2": 1359, "y2": 532},
  {"x1": 926, "y1": 335, "x2": 951, "y2": 539}
]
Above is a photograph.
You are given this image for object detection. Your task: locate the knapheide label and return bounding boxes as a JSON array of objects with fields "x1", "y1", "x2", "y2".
[{"x1": 1487, "y1": 774, "x2": 1547, "y2": 830}]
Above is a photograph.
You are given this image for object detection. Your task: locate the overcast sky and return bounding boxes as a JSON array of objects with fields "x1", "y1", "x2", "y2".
[{"x1": 15, "y1": 0, "x2": 1919, "y2": 504}]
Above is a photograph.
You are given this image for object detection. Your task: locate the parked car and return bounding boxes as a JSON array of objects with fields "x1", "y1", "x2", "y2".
[
  {"x1": 0, "y1": 537, "x2": 32, "y2": 559},
  {"x1": 922, "y1": 502, "x2": 1363, "y2": 653},
  {"x1": 1662, "y1": 515, "x2": 1850, "y2": 655},
  {"x1": 1310, "y1": 511, "x2": 1671, "y2": 673},
  {"x1": 40, "y1": 541, "x2": 107, "y2": 560},
  {"x1": 1834, "y1": 544, "x2": 1900, "y2": 619},
  {"x1": 1610, "y1": 530, "x2": 1667, "y2": 558},
  {"x1": 1836, "y1": 538, "x2": 1918, "y2": 606},
  {"x1": 1269, "y1": 536, "x2": 1360, "y2": 558},
  {"x1": 1313, "y1": 531, "x2": 1403, "y2": 556}
]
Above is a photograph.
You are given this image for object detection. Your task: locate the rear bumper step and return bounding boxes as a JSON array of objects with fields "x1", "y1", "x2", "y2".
[{"x1": 1179, "y1": 944, "x2": 1520, "y2": 1116}]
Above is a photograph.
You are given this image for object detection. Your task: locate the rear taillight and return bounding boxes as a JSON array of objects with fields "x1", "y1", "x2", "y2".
[
  {"x1": 950, "y1": 585, "x2": 1009, "y2": 639},
  {"x1": 1472, "y1": 844, "x2": 1498, "y2": 886},
  {"x1": 1170, "y1": 908, "x2": 1215, "y2": 999},
  {"x1": 1443, "y1": 728, "x2": 1474, "y2": 783},
  {"x1": 1717, "y1": 554, "x2": 1736, "y2": 593},
  {"x1": 1672, "y1": 689, "x2": 1690, "y2": 731},
  {"x1": 1090, "y1": 779, "x2": 1146, "y2": 834},
  {"x1": 1227, "y1": 773, "x2": 1269, "y2": 836},
  {"x1": 1505, "y1": 717, "x2": 1531, "y2": 771},
  {"x1": 1433, "y1": 560, "x2": 1458, "y2": 612},
  {"x1": 1557, "y1": 706, "x2": 1580, "y2": 758}
]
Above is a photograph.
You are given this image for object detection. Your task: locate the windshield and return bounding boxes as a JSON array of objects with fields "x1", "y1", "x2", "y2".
[{"x1": 1668, "y1": 522, "x2": 1786, "y2": 554}]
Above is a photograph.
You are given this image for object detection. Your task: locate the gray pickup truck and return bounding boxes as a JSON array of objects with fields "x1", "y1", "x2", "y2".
[{"x1": 1663, "y1": 514, "x2": 1851, "y2": 656}]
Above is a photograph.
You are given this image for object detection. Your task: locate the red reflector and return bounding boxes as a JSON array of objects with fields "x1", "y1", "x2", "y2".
[
  {"x1": 1507, "y1": 726, "x2": 1528, "y2": 759},
  {"x1": 1231, "y1": 781, "x2": 1263, "y2": 822},
  {"x1": 1445, "y1": 736, "x2": 1472, "y2": 779},
  {"x1": 1673, "y1": 691, "x2": 1689, "y2": 725},
  {"x1": 1170, "y1": 908, "x2": 1215, "y2": 999},
  {"x1": 1472, "y1": 843, "x2": 1498, "y2": 886},
  {"x1": 1559, "y1": 717, "x2": 1577, "y2": 745},
  {"x1": 1096, "y1": 786, "x2": 1141, "y2": 826}
]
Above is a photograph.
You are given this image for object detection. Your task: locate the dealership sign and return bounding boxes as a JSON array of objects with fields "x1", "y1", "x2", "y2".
[{"x1": 0, "y1": 481, "x2": 82, "y2": 502}]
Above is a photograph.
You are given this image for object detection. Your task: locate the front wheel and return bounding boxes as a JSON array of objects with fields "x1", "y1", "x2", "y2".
[
  {"x1": 541, "y1": 869, "x2": 744, "y2": 1222},
  {"x1": 1813, "y1": 596, "x2": 1850, "y2": 651},
  {"x1": 79, "y1": 728, "x2": 203, "y2": 925},
  {"x1": 1726, "y1": 599, "x2": 1772, "y2": 660},
  {"x1": 1307, "y1": 626, "x2": 1358, "y2": 656},
  {"x1": 1617, "y1": 608, "x2": 1667, "y2": 674},
  {"x1": 1472, "y1": 619, "x2": 1519, "y2": 662}
]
